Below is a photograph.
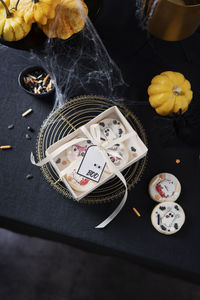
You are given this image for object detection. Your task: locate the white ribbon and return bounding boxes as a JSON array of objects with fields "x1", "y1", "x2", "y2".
[
  {"x1": 80, "y1": 124, "x2": 132, "y2": 228},
  {"x1": 31, "y1": 124, "x2": 136, "y2": 228},
  {"x1": 31, "y1": 137, "x2": 86, "y2": 166}
]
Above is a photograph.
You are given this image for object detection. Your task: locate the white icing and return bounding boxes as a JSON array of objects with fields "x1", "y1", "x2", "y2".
[
  {"x1": 149, "y1": 173, "x2": 181, "y2": 203},
  {"x1": 99, "y1": 118, "x2": 126, "y2": 141},
  {"x1": 106, "y1": 142, "x2": 129, "y2": 169},
  {"x1": 151, "y1": 177, "x2": 161, "y2": 186},
  {"x1": 156, "y1": 179, "x2": 175, "y2": 197},
  {"x1": 151, "y1": 202, "x2": 185, "y2": 235}
]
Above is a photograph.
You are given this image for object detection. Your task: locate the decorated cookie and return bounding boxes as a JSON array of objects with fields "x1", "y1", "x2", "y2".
[
  {"x1": 66, "y1": 138, "x2": 93, "y2": 163},
  {"x1": 64, "y1": 158, "x2": 98, "y2": 193},
  {"x1": 151, "y1": 202, "x2": 185, "y2": 235},
  {"x1": 99, "y1": 118, "x2": 126, "y2": 141},
  {"x1": 149, "y1": 173, "x2": 181, "y2": 203},
  {"x1": 106, "y1": 143, "x2": 129, "y2": 169}
]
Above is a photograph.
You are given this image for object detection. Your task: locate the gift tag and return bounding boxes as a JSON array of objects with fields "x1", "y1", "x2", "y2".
[{"x1": 77, "y1": 145, "x2": 106, "y2": 183}]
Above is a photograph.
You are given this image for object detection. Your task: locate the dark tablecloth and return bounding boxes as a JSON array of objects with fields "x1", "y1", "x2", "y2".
[{"x1": 0, "y1": 0, "x2": 200, "y2": 283}]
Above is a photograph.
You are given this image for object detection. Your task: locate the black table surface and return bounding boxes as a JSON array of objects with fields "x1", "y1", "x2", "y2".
[{"x1": 1, "y1": 0, "x2": 200, "y2": 283}]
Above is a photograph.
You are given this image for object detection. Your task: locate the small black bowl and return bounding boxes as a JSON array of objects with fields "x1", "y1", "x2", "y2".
[{"x1": 18, "y1": 66, "x2": 55, "y2": 98}]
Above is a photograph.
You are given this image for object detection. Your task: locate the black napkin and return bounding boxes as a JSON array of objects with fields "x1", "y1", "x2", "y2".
[{"x1": 154, "y1": 105, "x2": 200, "y2": 146}]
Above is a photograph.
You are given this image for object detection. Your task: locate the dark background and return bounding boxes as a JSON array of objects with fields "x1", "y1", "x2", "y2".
[{"x1": 1, "y1": 227, "x2": 200, "y2": 300}]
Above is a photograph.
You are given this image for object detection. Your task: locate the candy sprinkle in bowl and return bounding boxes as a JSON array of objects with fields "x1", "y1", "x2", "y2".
[{"x1": 18, "y1": 66, "x2": 55, "y2": 98}]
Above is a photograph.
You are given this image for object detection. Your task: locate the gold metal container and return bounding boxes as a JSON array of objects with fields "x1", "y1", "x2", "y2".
[{"x1": 148, "y1": 0, "x2": 200, "y2": 41}]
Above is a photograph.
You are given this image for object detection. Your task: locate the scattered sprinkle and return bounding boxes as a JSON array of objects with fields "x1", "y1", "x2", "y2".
[
  {"x1": 27, "y1": 126, "x2": 34, "y2": 132},
  {"x1": 26, "y1": 174, "x2": 33, "y2": 180},
  {"x1": 160, "y1": 174, "x2": 165, "y2": 179},
  {"x1": 176, "y1": 159, "x2": 181, "y2": 164},
  {"x1": 132, "y1": 207, "x2": 141, "y2": 217},
  {"x1": 8, "y1": 124, "x2": 14, "y2": 130},
  {"x1": 25, "y1": 134, "x2": 31, "y2": 140},
  {"x1": 131, "y1": 146, "x2": 136, "y2": 152},
  {"x1": 0, "y1": 145, "x2": 12, "y2": 149},
  {"x1": 155, "y1": 195, "x2": 160, "y2": 200},
  {"x1": 43, "y1": 73, "x2": 50, "y2": 84},
  {"x1": 29, "y1": 75, "x2": 36, "y2": 80},
  {"x1": 56, "y1": 158, "x2": 61, "y2": 164},
  {"x1": 132, "y1": 153, "x2": 137, "y2": 157},
  {"x1": 62, "y1": 160, "x2": 67, "y2": 165},
  {"x1": 46, "y1": 80, "x2": 52, "y2": 91},
  {"x1": 22, "y1": 108, "x2": 33, "y2": 117}
]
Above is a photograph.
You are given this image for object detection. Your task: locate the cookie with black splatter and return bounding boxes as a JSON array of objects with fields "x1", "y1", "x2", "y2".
[
  {"x1": 99, "y1": 118, "x2": 126, "y2": 141},
  {"x1": 151, "y1": 202, "x2": 185, "y2": 235},
  {"x1": 106, "y1": 143, "x2": 129, "y2": 169}
]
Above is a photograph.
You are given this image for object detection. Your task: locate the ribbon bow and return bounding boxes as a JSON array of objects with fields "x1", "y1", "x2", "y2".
[{"x1": 31, "y1": 123, "x2": 135, "y2": 228}]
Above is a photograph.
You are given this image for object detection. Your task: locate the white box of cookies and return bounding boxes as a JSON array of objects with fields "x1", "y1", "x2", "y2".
[{"x1": 45, "y1": 106, "x2": 148, "y2": 200}]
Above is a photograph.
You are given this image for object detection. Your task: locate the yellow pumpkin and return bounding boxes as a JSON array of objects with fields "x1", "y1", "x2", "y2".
[
  {"x1": 12, "y1": 0, "x2": 60, "y2": 25},
  {"x1": 148, "y1": 71, "x2": 193, "y2": 116},
  {"x1": 0, "y1": 0, "x2": 31, "y2": 41},
  {"x1": 38, "y1": 0, "x2": 88, "y2": 39}
]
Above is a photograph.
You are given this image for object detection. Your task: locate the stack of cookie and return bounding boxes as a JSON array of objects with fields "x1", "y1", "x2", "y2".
[{"x1": 149, "y1": 173, "x2": 185, "y2": 235}]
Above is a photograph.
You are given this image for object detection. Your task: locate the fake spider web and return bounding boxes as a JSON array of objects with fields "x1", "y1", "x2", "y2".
[{"x1": 29, "y1": 0, "x2": 126, "y2": 109}]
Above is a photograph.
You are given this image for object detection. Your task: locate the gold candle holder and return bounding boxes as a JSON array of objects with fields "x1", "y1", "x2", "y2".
[{"x1": 148, "y1": 0, "x2": 200, "y2": 41}]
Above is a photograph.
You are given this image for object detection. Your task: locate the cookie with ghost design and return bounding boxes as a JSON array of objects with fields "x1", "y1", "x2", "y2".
[
  {"x1": 151, "y1": 202, "x2": 185, "y2": 235},
  {"x1": 99, "y1": 119, "x2": 126, "y2": 141},
  {"x1": 66, "y1": 137, "x2": 93, "y2": 163},
  {"x1": 149, "y1": 173, "x2": 181, "y2": 203},
  {"x1": 64, "y1": 158, "x2": 98, "y2": 193},
  {"x1": 106, "y1": 142, "x2": 129, "y2": 169}
]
